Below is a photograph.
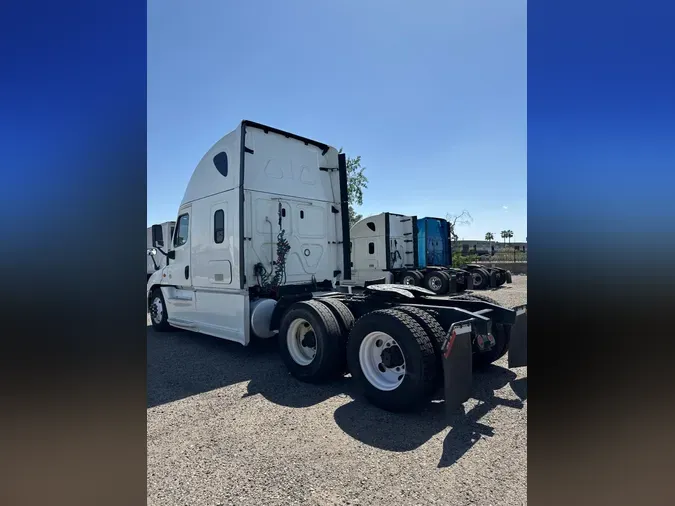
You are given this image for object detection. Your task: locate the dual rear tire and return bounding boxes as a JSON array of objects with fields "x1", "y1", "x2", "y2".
[{"x1": 279, "y1": 300, "x2": 442, "y2": 412}]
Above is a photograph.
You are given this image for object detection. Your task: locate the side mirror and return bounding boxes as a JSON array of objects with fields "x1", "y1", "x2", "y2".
[
  {"x1": 151, "y1": 224, "x2": 164, "y2": 248},
  {"x1": 168, "y1": 250, "x2": 176, "y2": 260}
]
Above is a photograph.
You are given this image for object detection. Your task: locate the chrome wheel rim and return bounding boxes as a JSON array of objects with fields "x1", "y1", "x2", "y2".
[{"x1": 150, "y1": 296, "x2": 163, "y2": 324}]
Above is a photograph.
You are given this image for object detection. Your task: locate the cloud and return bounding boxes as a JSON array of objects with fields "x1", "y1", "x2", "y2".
[{"x1": 502, "y1": 205, "x2": 509, "y2": 210}]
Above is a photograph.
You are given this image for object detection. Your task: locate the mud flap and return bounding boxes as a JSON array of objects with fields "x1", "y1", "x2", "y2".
[
  {"x1": 489, "y1": 271, "x2": 498, "y2": 288},
  {"x1": 441, "y1": 322, "x2": 473, "y2": 415},
  {"x1": 465, "y1": 274, "x2": 473, "y2": 290},
  {"x1": 506, "y1": 271, "x2": 513, "y2": 283},
  {"x1": 508, "y1": 305, "x2": 527, "y2": 368},
  {"x1": 449, "y1": 274, "x2": 457, "y2": 294}
]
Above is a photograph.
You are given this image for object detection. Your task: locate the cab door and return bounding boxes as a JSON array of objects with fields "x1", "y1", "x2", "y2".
[{"x1": 163, "y1": 205, "x2": 195, "y2": 324}]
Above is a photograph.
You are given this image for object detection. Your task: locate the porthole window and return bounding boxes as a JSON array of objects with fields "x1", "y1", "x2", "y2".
[{"x1": 213, "y1": 152, "x2": 228, "y2": 177}]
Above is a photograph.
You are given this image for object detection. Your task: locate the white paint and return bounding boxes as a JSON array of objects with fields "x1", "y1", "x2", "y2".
[
  {"x1": 349, "y1": 213, "x2": 415, "y2": 286},
  {"x1": 147, "y1": 121, "x2": 343, "y2": 346}
]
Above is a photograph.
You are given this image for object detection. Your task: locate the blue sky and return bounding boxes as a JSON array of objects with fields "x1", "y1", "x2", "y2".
[{"x1": 148, "y1": 0, "x2": 527, "y2": 241}]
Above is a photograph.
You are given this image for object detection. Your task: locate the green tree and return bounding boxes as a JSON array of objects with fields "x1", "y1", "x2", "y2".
[
  {"x1": 507, "y1": 230, "x2": 514, "y2": 244},
  {"x1": 501, "y1": 230, "x2": 507, "y2": 244},
  {"x1": 340, "y1": 149, "x2": 369, "y2": 227}
]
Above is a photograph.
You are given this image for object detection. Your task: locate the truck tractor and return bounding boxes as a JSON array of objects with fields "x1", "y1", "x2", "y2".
[
  {"x1": 147, "y1": 120, "x2": 527, "y2": 413},
  {"x1": 418, "y1": 216, "x2": 513, "y2": 290}
]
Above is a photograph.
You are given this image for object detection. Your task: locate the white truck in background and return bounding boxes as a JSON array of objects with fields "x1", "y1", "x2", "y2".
[
  {"x1": 147, "y1": 221, "x2": 175, "y2": 281},
  {"x1": 147, "y1": 120, "x2": 527, "y2": 413}
]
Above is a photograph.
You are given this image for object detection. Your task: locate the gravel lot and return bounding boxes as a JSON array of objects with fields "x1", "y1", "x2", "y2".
[{"x1": 148, "y1": 275, "x2": 527, "y2": 505}]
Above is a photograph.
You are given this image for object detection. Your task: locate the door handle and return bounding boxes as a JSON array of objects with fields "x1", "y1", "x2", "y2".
[{"x1": 185, "y1": 266, "x2": 189, "y2": 279}]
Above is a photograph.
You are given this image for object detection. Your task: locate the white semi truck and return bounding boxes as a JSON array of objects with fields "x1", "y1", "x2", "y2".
[
  {"x1": 147, "y1": 120, "x2": 527, "y2": 413},
  {"x1": 147, "y1": 221, "x2": 175, "y2": 280}
]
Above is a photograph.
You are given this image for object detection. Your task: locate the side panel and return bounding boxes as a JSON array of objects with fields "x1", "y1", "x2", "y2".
[
  {"x1": 349, "y1": 214, "x2": 387, "y2": 278},
  {"x1": 245, "y1": 190, "x2": 341, "y2": 287},
  {"x1": 188, "y1": 191, "x2": 248, "y2": 344},
  {"x1": 417, "y1": 219, "x2": 427, "y2": 269},
  {"x1": 420, "y1": 217, "x2": 450, "y2": 267},
  {"x1": 387, "y1": 214, "x2": 415, "y2": 270}
]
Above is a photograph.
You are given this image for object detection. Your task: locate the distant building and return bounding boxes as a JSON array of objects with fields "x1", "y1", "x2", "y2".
[{"x1": 454, "y1": 240, "x2": 527, "y2": 256}]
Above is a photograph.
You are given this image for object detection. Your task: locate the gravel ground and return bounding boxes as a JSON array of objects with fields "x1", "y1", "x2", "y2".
[
  {"x1": 147, "y1": 276, "x2": 527, "y2": 506},
  {"x1": 466, "y1": 274, "x2": 527, "y2": 309}
]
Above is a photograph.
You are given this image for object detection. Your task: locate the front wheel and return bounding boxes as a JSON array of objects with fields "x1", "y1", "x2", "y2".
[
  {"x1": 347, "y1": 309, "x2": 437, "y2": 412},
  {"x1": 149, "y1": 288, "x2": 172, "y2": 332}
]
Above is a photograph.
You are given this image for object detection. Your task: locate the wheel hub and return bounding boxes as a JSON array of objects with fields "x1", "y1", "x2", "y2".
[
  {"x1": 429, "y1": 276, "x2": 442, "y2": 290},
  {"x1": 301, "y1": 331, "x2": 316, "y2": 348},
  {"x1": 380, "y1": 345, "x2": 404, "y2": 368}
]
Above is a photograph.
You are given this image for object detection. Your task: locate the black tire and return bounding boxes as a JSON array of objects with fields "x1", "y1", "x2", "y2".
[
  {"x1": 450, "y1": 293, "x2": 502, "y2": 306},
  {"x1": 411, "y1": 270, "x2": 424, "y2": 284},
  {"x1": 468, "y1": 267, "x2": 490, "y2": 290},
  {"x1": 149, "y1": 288, "x2": 172, "y2": 332},
  {"x1": 347, "y1": 309, "x2": 437, "y2": 412},
  {"x1": 279, "y1": 300, "x2": 343, "y2": 382},
  {"x1": 423, "y1": 270, "x2": 450, "y2": 294},
  {"x1": 494, "y1": 270, "x2": 506, "y2": 286},
  {"x1": 395, "y1": 306, "x2": 446, "y2": 385},
  {"x1": 400, "y1": 270, "x2": 421, "y2": 286},
  {"x1": 316, "y1": 297, "x2": 355, "y2": 372},
  {"x1": 316, "y1": 297, "x2": 355, "y2": 336},
  {"x1": 473, "y1": 323, "x2": 511, "y2": 369}
]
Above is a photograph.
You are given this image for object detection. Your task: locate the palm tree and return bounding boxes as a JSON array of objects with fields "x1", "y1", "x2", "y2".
[
  {"x1": 485, "y1": 232, "x2": 494, "y2": 255},
  {"x1": 501, "y1": 230, "x2": 507, "y2": 245},
  {"x1": 507, "y1": 230, "x2": 514, "y2": 244}
]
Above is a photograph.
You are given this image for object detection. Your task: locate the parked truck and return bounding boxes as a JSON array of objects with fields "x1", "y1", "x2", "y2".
[
  {"x1": 349, "y1": 213, "x2": 473, "y2": 294},
  {"x1": 147, "y1": 120, "x2": 527, "y2": 413},
  {"x1": 147, "y1": 221, "x2": 175, "y2": 281},
  {"x1": 417, "y1": 216, "x2": 513, "y2": 290}
]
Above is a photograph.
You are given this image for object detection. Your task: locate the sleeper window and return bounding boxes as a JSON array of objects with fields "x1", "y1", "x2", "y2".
[
  {"x1": 213, "y1": 152, "x2": 228, "y2": 177},
  {"x1": 174, "y1": 213, "x2": 189, "y2": 247},
  {"x1": 214, "y1": 210, "x2": 224, "y2": 243},
  {"x1": 369, "y1": 242, "x2": 375, "y2": 254}
]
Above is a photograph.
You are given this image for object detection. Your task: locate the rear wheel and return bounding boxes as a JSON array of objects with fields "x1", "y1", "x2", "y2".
[
  {"x1": 347, "y1": 309, "x2": 437, "y2": 412},
  {"x1": 400, "y1": 270, "x2": 421, "y2": 286},
  {"x1": 316, "y1": 297, "x2": 355, "y2": 372},
  {"x1": 395, "y1": 306, "x2": 446, "y2": 385},
  {"x1": 469, "y1": 268, "x2": 490, "y2": 289},
  {"x1": 279, "y1": 300, "x2": 343, "y2": 382},
  {"x1": 473, "y1": 323, "x2": 511, "y2": 369},
  {"x1": 423, "y1": 270, "x2": 450, "y2": 294}
]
